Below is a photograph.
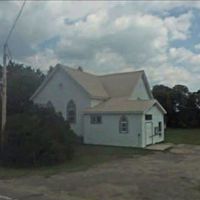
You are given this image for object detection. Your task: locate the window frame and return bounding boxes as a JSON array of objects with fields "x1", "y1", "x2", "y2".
[
  {"x1": 145, "y1": 114, "x2": 152, "y2": 121},
  {"x1": 154, "y1": 127, "x2": 159, "y2": 135},
  {"x1": 119, "y1": 115, "x2": 129, "y2": 134},
  {"x1": 154, "y1": 122, "x2": 162, "y2": 136},
  {"x1": 90, "y1": 114, "x2": 102, "y2": 124},
  {"x1": 67, "y1": 100, "x2": 76, "y2": 124}
]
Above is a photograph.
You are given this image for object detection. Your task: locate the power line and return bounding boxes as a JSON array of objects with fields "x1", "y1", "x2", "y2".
[
  {"x1": 4, "y1": 44, "x2": 12, "y2": 62},
  {"x1": 5, "y1": 0, "x2": 27, "y2": 45}
]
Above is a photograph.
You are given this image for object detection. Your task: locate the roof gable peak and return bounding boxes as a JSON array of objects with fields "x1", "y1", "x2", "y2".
[{"x1": 98, "y1": 70, "x2": 144, "y2": 77}]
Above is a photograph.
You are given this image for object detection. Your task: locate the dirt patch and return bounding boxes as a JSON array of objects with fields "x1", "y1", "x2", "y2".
[
  {"x1": 0, "y1": 145, "x2": 200, "y2": 200},
  {"x1": 169, "y1": 144, "x2": 200, "y2": 155}
]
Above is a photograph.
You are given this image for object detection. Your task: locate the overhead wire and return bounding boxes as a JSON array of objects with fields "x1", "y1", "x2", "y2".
[
  {"x1": 6, "y1": 44, "x2": 12, "y2": 62},
  {"x1": 5, "y1": 0, "x2": 27, "y2": 46}
]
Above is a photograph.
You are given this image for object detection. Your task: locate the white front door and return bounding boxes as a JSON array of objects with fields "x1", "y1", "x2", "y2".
[{"x1": 145, "y1": 122, "x2": 153, "y2": 146}]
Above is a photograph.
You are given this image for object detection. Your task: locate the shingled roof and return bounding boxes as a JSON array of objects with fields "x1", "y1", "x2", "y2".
[
  {"x1": 62, "y1": 65, "x2": 109, "y2": 99},
  {"x1": 84, "y1": 97, "x2": 166, "y2": 114},
  {"x1": 31, "y1": 64, "x2": 152, "y2": 103},
  {"x1": 99, "y1": 71, "x2": 143, "y2": 97},
  {"x1": 59, "y1": 64, "x2": 145, "y2": 99}
]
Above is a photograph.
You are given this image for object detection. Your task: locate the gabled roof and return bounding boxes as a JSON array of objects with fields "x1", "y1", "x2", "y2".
[
  {"x1": 31, "y1": 66, "x2": 59, "y2": 100},
  {"x1": 84, "y1": 97, "x2": 167, "y2": 114},
  {"x1": 61, "y1": 65, "x2": 109, "y2": 99},
  {"x1": 99, "y1": 71, "x2": 144, "y2": 97},
  {"x1": 31, "y1": 64, "x2": 109, "y2": 100},
  {"x1": 62, "y1": 65, "x2": 145, "y2": 99},
  {"x1": 31, "y1": 64, "x2": 152, "y2": 100}
]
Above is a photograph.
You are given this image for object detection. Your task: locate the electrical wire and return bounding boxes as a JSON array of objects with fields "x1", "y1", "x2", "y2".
[
  {"x1": 5, "y1": 0, "x2": 27, "y2": 45},
  {"x1": 6, "y1": 44, "x2": 12, "y2": 62}
]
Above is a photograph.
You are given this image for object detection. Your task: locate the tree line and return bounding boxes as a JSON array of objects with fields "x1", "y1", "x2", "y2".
[{"x1": 152, "y1": 85, "x2": 200, "y2": 128}]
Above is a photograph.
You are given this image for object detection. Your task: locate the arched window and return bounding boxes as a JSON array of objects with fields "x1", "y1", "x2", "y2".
[
  {"x1": 67, "y1": 100, "x2": 76, "y2": 123},
  {"x1": 119, "y1": 115, "x2": 128, "y2": 134}
]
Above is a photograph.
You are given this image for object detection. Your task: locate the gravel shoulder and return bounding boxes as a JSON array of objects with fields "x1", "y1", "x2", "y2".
[{"x1": 0, "y1": 144, "x2": 200, "y2": 200}]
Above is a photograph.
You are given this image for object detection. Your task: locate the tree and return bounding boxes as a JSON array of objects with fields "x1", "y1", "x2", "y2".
[
  {"x1": 153, "y1": 84, "x2": 200, "y2": 128},
  {"x1": 47, "y1": 65, "x2": 54, "y2": 75},
  {"x1": 0, "y1": 61, "x2": 45, "y2": 115}
]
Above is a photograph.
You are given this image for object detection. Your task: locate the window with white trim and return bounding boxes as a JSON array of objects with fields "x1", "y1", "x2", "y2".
[
  {"x1": 90, "y1": 115, "x2": 102, "y2": 124},
  {"x1": 67, "y1": 100, "x2": 76, "y2": 123},
  {"x1": 119, "y1": 115, "x2": 128, "y2": 134},
  {"x1": 145, "y1": 114, "x2": 152, "y2": 120}
]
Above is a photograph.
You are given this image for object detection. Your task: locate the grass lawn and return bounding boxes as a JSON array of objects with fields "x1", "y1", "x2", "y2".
[
  {"x1": 0, "y1": 144, "x2": 151, "y2": 179},
  {"x1": 165, "y1": 128, "x2": 200, "y2": 145}
]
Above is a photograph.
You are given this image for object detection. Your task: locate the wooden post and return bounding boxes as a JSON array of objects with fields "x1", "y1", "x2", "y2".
[{"x1": 1, "y1": 44, "x2": 7, "y2": 149}]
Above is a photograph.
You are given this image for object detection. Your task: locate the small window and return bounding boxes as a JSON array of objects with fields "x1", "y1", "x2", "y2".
[
  {"x1": 155, "y1": 122, "x2": 162, "y2": 136},
  {"x1": 119, "y1": 116, "x2": 128, "y2": 134},
  {"x1": 154, "y1": 127, "x2": 159, "y2": 135},
  {"x1": 145, "y1": 114, "x2": 152, "y2": 120},
  {"x1": 90, "y1": 115, "x2": 102, "y2": 124}
]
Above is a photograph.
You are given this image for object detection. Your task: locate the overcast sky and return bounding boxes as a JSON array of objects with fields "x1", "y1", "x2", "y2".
[{"x1": 0, "y1": 1, "x2": 200, "y2": 91}]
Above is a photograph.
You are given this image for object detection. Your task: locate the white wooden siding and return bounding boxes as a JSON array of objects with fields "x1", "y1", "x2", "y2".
[
  {"x1": 83, "y1": 114, "x2": 143, "y2": 147},
  {"x1": 130, "y1": 77, "x2": 150, "y2": 100}
]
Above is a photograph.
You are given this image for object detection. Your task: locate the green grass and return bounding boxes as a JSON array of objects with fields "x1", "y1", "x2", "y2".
[
  {"x1": 0, "y1": 144, "x2": 151, "y2": 179},
  {"x1": 165, "y1": 128, "x2": 200, "y2": 145}
]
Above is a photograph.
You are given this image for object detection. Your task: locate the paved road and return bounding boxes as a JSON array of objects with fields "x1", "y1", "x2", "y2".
[{"x1": 0, "y1": 144, "x2": 200, "y2": 200}]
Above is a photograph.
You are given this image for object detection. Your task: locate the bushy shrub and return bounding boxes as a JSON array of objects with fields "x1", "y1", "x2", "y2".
[{"x1": 0, "y1": 103, "x2": 78, "y2": 167}]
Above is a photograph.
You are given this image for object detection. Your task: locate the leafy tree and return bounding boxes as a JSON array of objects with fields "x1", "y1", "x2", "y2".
[
  {"x1": 153, "y1": 84, "x2": 200, "y2": 128},
  {"x1": 0, "y1": 61, "x2": 45, "y2": 115},
  {"x1": 47, "y1": 65, "x2": 54, "y2": 75},
  {"x1": 152, "y1": 85, "x2": 172, "y2": 111}
]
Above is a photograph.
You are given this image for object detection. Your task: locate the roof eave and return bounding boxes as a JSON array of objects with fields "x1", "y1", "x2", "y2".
[
  {"x1": 91, "y1": 96, "x2": 109, "y2": 100},
  {"x1": 144, "y1": 101, "x2": 167, "y2": 114},
  {"x1": 142, "y1": 72, "x2": 154, "y2": 99},
  {"x1": 84, "y1": 111, "x2": 143, "y2": 115}
]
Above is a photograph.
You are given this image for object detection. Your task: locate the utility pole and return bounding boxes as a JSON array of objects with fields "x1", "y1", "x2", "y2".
[
  {"x1": 1, "y1": 44, "x2": 7, "y2": 136},
  {"x1": 0, "y1": 1, "x2": 26, "y2": 150},
  {"x1": 1, "y1": 44, "x2": 7, "y2": 151}
]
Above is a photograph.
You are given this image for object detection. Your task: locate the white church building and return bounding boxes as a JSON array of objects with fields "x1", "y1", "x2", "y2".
[{"x1": 31, "y1": 64, "x2": 166, "y2": 148}]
